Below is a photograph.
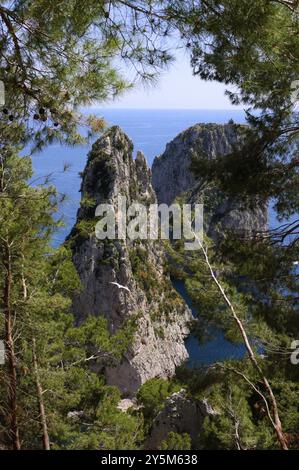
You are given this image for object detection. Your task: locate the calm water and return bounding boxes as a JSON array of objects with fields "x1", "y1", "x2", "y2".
[
  {"x1": 32, "y1": 108, "x2": 247, "y2": 245},
  {"x1": 173, "y1": 279, "x2": 246, "y2": 366},
  {"x1": 31, "y1": 108, "x2": 265, "y2": 366}
]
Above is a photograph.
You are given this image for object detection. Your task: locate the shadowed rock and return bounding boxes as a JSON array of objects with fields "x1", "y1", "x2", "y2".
[{"x1": 152, "y1": 123, "x2": 268, "y2": 241}]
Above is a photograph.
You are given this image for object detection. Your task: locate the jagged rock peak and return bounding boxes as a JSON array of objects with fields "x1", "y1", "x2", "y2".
[
  {"x1": 69, "y1": 126, "x2": 192, "y2": 396},
  {"x1": 78, "y1": 126, "x2": 155, "y2": 214},
  {"x1": 152, "y1": 122, "x2": 268, "y2": 240},
  {"x1": 152, "y1": 122, "x2": 244, "y2": 206}
]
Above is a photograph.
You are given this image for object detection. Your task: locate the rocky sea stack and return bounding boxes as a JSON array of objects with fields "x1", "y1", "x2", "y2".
[
  {"x1": 68, "y1": 123, "x2": 268, "y2": 397},
  {"x1": 68, "y1": 126, "x2": 192, "y2": 396},
  {"x1": 152, "y1": 123, "x2": 268, "y2": 241}
]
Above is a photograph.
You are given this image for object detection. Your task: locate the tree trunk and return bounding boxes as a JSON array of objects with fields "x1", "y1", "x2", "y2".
[
  {"x1": 195, "y1": 236, "x2": 288, "y2": 450},
  {"x1": 32, "y1": 337, "x2": 50, "y2": 450},
  {"x1": 22, "y1": 265, "x2": 50, "y2": 451},
  {"x1": 3, "y1": 243, "x2": 21, "y2": 450}
]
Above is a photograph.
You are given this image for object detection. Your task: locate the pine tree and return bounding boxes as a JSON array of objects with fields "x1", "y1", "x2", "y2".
[
  {"x1": 0, "y1": 0, "x2": 175, "y2": 151},
  {"x1": 167, "y1": 228, "x2": 299, "y2": 449},
  {"x1": 0, "y1": 149, "x2": 143, "y2": 449},
  {"x1": 0, "y1": 1, "x2": 174, "y2": 449},
  {"x1": 169, "y1": 0, "x2": 299, "y2": 243}
]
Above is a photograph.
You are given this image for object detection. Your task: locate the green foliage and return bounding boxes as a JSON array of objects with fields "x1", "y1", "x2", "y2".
[
  {"x1": 72, "y1": 219, "x2": 97, "y2": 242},
  {"x1": 1, "y1": 0, "x2": 299, "y2": 451},
  {"x1": 168, "y1": 235, "x2": 247, "y2": 344},
  {"x1": 0, "y1": 0, "x2": 174, "y2": 151},
  {"x1": 200, "y1": 377, "x2": 257, "y2": 449},
  {"x1": 0, "y1": 149, "x2": 142, "y2": 450},
  {"x1": 137, "y1": 378, "x2": 181, "y2": 421},
  {"x1": 167, "y1": 196, "x2": 299, "y2": 449},
  {"x1": 21, "y1": 251, "x2": 140, "y2": 449},
  {"x1": 171, "y1": 0, "x2": 299, "y2": 242},
  {"x1": 66, "y1": 390, "x2": 143, "y2": 450},
  {"x1": 130, "y1": 243, "x2": 184, "y2": 320},
  {"x1": 159, "y1": 432, "x2": 191, "y2": 450},
  {"x1": 130, "y1": 245, "x2": 159, "y2": 301}
]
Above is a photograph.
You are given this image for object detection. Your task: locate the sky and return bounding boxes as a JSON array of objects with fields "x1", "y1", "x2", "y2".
[{"x1": 102, "y1": 51, "x2": 239, "y2": 110}]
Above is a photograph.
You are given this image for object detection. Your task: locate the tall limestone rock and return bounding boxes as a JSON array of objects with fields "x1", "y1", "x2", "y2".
[
  {"x1": 68, "y1": 126, "x2": 192, "y2": 396},
  {"x1": 152, "y1": 123, "x2": 268, "y2": 240}
]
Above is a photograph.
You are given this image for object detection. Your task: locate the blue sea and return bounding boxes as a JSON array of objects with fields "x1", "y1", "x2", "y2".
[
  {"x1": 31, "y1": 108, "x2": 270, "y2": 366},
  {"x1": 32, "y1": 108, "x2": 249, "y2": 246}
]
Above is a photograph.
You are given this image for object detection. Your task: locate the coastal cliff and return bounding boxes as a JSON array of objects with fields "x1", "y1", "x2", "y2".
[
  {"x1": 68, "y1": 126, "x2": 192, "y2": 396},
  {"x1": 152, "y1": 123, "x2": 268, "y2": 240},
  {"x1": 68, "y1": 122, "x2": 268, "y2": 398}
]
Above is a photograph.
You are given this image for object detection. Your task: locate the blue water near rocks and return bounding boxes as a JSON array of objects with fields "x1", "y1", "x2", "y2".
[
  {"x1": 172, "y1": 279, "x2": 246, "y2": 366},
  {"x1": 30, "y1": 108, "x2": 272, "y2": 366},
  {"x1": 32, "y1": 108, "x2": 247, "y2": 246}
]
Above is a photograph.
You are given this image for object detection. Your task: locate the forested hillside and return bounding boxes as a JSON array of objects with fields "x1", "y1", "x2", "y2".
[{"x1": 0, "y1": 1, "x2": 298, "y2": 451}]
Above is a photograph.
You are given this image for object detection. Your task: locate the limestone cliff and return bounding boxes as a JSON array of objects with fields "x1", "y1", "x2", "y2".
[
  {"x1": 68, "y1": 126, "x2": 192, "y2": 396},
  {"x1": 152, "y1": 123, "x2": 268, "y2": 240}
]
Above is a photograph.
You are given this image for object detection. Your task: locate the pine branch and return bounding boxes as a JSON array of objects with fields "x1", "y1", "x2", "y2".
[{"x1": 191, "y1": 229, "x2": 289, "y2": 449}]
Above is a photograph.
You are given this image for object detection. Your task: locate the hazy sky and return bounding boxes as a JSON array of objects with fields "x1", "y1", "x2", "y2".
[{"x1": 103, "y1": 52, "x2": 240, "y2": 110}]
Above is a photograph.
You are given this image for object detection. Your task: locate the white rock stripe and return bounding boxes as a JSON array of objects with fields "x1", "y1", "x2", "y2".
[{"x1": 0, "y1": 340, "x2": 5, "y2": 365}]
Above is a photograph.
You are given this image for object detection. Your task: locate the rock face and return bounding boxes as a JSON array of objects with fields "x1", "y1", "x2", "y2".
[
  {"x1": 68, "y1": 126, "x2": 192, "y2": 396},
  {"x1": 68, "y1": 122, "x2": 268, "y2": 397},
  {"x1": 152, "y1": 123, "x2": 268, "y2": 240},
  {"x1": 145, "y1": 390, "x2": 218, "y2": 449}
]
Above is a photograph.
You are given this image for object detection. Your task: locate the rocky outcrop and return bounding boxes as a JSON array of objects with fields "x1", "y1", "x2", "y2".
[
  {"x1": 68, "y1": 126, "x2": 192, "y2": 396},
  {"x1": 145, "y1": 390, "x2": 218, "y2": 449},
  {"x1": 152, "y1": 123, "x2": 268, "y2": 240},
  {"x1": 68, "y1": 122, "x2": 268, "y2": 398}
]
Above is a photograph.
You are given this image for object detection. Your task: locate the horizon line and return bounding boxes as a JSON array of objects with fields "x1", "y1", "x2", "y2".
[{"x1": 84, "y1": 106, "x2": 245, "y2": 111}]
